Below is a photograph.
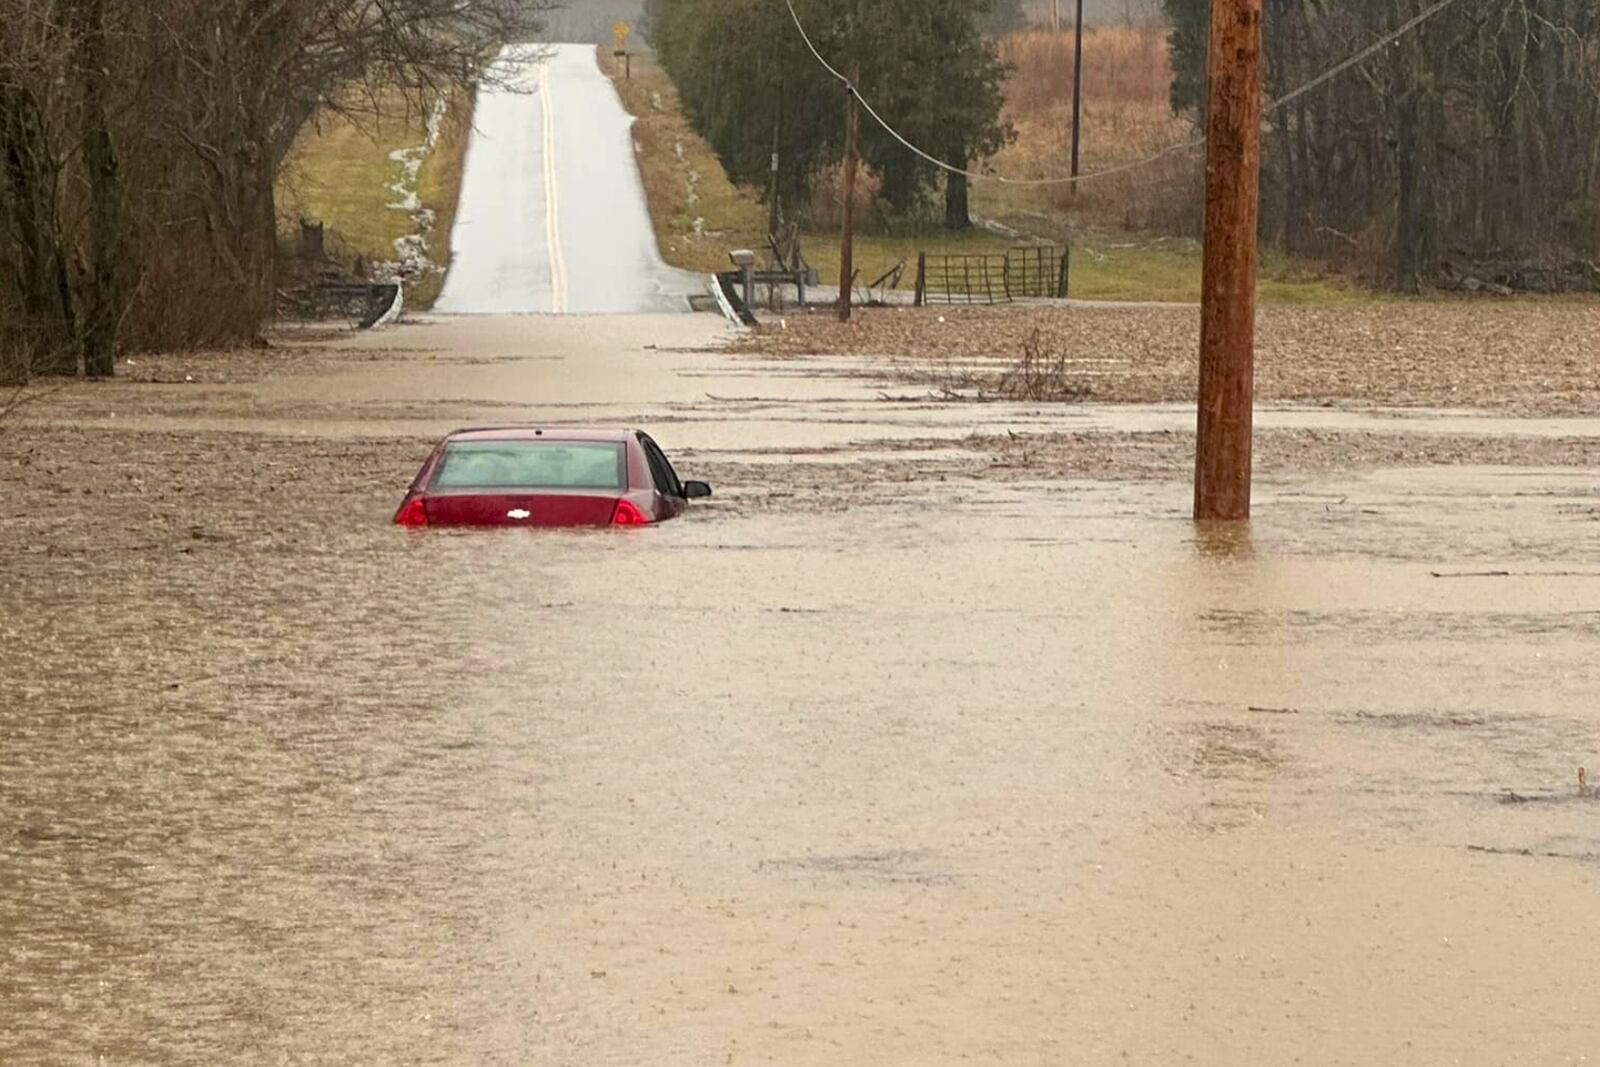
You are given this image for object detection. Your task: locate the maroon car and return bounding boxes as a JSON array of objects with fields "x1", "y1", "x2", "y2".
[{"x1": 393, "y1": 427, "x2": 711, "y2": 528}]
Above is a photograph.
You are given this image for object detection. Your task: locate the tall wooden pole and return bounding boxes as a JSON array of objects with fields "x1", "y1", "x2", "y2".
[
  {"x1": 838, "y1": 65, "x2": 860, "y2": 323},
  {"x1": 1069, "y1": 0, "x2": 1085, "y2": 194},
  {"x1": 1193, "y1": 0, "x2": 1263, "y2": 521},
  {"x1": 768, "y1": 78, "x2": 783, "y2": 242}
]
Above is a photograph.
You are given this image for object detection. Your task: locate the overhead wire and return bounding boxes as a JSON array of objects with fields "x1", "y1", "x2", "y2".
[{"x1": 782, "y1": 0, "x2": 1469, "y2": 187}]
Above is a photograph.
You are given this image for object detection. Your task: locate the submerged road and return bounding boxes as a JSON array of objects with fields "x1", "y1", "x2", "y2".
[
  {"x1": 11, "y1": 42, "x2": 1600, "y2": 1059},
  {"x1": 6, "y1": 314, "x2": 1600, "y2": 1065},
  {"x1": 433, "y1": 43, "x2": 703, "y2": 315}
]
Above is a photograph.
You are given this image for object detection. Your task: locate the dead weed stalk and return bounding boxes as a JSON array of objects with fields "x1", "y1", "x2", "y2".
[{"x1": 993, "y1": 329, "x2": 1093, "y2": 402}]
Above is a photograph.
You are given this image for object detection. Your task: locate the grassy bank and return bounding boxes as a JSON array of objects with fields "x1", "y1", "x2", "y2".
[
  {"x1": 608, "y1": 36, "x2": 1370, "y2": 306},
  {"x1": 602, "y1": 47, "x2": 768, "y2": 273},
  {"x1": 277, "y1": 88, "x2": 474, "y2": 309}
]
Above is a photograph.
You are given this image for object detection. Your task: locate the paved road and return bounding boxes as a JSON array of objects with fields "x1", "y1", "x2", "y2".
[{"x1": 434, "y1": 44, "x2": 703, "y2": 315}]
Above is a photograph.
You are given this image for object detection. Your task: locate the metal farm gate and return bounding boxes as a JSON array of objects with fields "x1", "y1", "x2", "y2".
[
  {"x1": 1004, "y1": 245, "x2": 1071, "y2": 299},
  {"x1": 914, "y1": 245, "x2": 1070, "y2": 306},
  {"x1": 915, "y1": 253, "x2": 1010, "y2": 305}
]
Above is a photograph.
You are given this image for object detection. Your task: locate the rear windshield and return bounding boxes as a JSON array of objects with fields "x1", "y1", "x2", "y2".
[{"x1": 430, "y1": 440, "x2": 626, "y2": 491}]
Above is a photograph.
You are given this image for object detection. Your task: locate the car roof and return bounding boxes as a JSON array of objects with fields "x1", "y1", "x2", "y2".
[{"x1": 446, "y1": 426, "x2": 637, "y2": 443}]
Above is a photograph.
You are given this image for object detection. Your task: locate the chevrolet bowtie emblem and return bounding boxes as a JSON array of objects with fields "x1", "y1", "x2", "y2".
[{"x1": 507, "y1": 509, "x2": 531, "y2": 520}]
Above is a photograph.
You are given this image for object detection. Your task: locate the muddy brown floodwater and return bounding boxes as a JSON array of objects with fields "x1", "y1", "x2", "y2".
[{"x1": 3, "y1": 313, "x2": 1599, "y2": 1065}]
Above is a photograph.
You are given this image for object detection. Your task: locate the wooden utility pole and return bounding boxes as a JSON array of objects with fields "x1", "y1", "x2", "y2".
[
  {"x1": 768, "y1": 78, "x2": 783, "y2": 242},
  {"x1": 1069, "y1": 0, "x2": 1085, "y2": 193},
  {"x1": 1193, "y1": 0, "x2": 1263, "y2": 521},
  {"x1": 838, "y1": 64, "x2": 860, "y2": 323}
]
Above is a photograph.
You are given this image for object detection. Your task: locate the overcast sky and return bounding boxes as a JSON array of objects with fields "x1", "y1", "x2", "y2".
[{"x1": 540, "y1": 1, "x2": 646, "y2": 43}]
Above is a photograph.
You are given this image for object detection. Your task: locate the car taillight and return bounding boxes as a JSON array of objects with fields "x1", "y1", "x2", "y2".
[
  {"x1": 611, "y1": 499, "x2": 649, "y2": 526},
  {"x1": 395, "y1": 496, "x2": 428, "y2": 527}
]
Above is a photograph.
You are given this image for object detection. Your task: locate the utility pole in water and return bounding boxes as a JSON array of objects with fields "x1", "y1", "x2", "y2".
[
  {"x1": 1193, "y1": 0, "x2": 1263, "y2": 521},
  {"x1": 838, "y1": 63, "x2": 860, "y2": 323}
]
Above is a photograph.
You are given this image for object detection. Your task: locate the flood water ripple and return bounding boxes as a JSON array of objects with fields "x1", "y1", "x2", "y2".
[{"x1": 4, "y1": 317, "x2": 1599, "y2": 1064}]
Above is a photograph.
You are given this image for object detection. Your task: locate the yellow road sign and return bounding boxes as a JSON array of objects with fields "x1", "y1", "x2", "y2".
[{"x1": 613, "y1": 21, "x2": 631, "y2": 47}]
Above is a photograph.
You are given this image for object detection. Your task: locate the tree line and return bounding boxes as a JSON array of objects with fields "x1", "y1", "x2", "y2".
[
  {"x1": 1166, "y1": 0, "x2": 1600, "y2": 291},
  {"x1": 1, "y1": 0, "x2": 547, "y2": 381},
  {"x1": 645, "y1": 0, "x2": 1013, "y2": 234}
]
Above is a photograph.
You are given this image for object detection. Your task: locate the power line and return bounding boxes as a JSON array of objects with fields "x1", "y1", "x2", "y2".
[{"x1": 783, "y1": 0, "x2": 1468, "y2": 187}]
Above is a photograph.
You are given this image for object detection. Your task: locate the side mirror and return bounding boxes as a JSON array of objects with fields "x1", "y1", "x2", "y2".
[{"x1": 682, "y1": 480, "x2": 713, "y2": 500}]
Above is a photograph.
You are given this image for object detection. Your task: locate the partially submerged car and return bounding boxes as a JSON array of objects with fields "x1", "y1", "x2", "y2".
[{"x1": 393, "y1": 427, "x2": 711, "y2": 528}]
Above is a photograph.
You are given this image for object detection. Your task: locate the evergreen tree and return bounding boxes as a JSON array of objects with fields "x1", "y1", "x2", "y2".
[
  {"x1": 652, "y1": 0, "x2": 1011, "y2": 230},
  {"x1": 1161, "y1": 0, "x2": 1207, "y2": 115}
]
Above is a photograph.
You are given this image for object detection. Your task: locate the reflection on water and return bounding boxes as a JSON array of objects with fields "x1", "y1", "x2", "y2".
[{"x1": 1192, "y1": 519, "x2": 1256, "y2": 562}]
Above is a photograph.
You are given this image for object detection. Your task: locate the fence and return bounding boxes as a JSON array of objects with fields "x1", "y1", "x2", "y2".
[
  {"x1": 914, "y1": 245, "x2": 1070, "y2": 306},
  {"x1": 915, "y1": 253, "x2": 1009, "y2": 305},
  {"x1": 1005, "y1": 245, "x2": 1071, "y2": 299}
]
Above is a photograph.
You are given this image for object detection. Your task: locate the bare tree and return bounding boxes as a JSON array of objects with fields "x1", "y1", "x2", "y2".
[
  {"x1": 0, "y1": 0, "x2": 552, "y2": 377},
  {"x1": 1172, "y1": 0, "x2": 1600, "y2": 289},
  {"x1": 1, "y1": 0, "x2": 77, "y2": 376}
]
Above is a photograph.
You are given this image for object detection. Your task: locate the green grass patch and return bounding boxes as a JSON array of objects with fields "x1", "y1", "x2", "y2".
[
  {"x1": 1070, "y1": 240, "x2": 1374, "y2": 305},
  {"x1": 793, "y1": 228, "x2": 1367, "y2": 306},
  {"x1": 278, "y1": 89, "x2": 473, "y2": 310}
]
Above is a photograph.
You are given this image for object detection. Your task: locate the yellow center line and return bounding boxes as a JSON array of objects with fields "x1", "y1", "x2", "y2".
[{"x1": 540, "y1": 60, "x2": 568, "y2": 314}]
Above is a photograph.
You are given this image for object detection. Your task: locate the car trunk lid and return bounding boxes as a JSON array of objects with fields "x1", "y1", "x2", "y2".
[{"x1": 423, "y1": 491, "x2": 621, "y2": 527}]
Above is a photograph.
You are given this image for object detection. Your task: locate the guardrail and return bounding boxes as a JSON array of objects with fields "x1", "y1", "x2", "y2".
[{"x1": 280, "y1": 281, "x2": 402, "y2": 329}]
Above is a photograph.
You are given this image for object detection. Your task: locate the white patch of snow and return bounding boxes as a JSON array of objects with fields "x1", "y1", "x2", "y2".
[{"x1": 376, "y1": 97, "x2": 450, "y2": 291}]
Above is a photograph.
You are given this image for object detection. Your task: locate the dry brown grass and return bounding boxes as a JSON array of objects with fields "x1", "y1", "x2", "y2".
[
  {"x1": 1000, "y1": 26, "x2": 1169, "y2": 113},
  {"x1": 977, "y1": 26, "x2": 1201, "y2": 236}
]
